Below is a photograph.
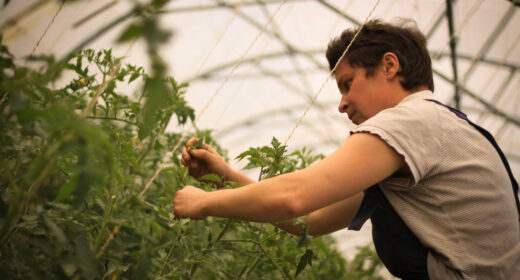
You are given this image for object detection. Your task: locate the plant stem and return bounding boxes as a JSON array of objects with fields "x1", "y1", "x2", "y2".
[
  {"x1": 159, "y1": 243, "x2": 176, "y2": 277},
  {"x1": 96, "y1": 224, "x2": 121, "y2": 258},
  {"x1": 93, "y1": 193, "x2": 116, "y2": 252},
  {"x1": 210, "y1": 219, "x2": 232, "y2": 248},
  {"x1": 221, "y1": 238, "x2": 291, "y2": 279},
  {"x1": 239, "y1": 255, "x2": 262, "y2": 279},
  {"x1": 87, "y1": 116, "x2": 138, "y2": 126},
  {"x1": 0, "y1": 93, "x2": 8, "y2": 106},
  {"x1": 188, "y1": 219, "x2": 233, "y2": 277},
  {"x1": 256, "y1": 241, "x2": 291, "y2": 279},
  {"x1": 81, "y1": 62, "x2": 121, "y2": 118},
  {"x1": 136, "y1": 114, "x2": 169, "y2": 164}
]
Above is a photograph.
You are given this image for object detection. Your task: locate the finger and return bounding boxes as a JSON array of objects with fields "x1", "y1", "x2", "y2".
[
  {"x1": 172, "y1": 201, "x2": 178, "y2": 218},
  {"x1": 186, "y1": 137, "x2": 200, "y2": 148},
  {"x1": 189, "y1": 148, "x2": 209, "y2": 160},
  {"x1": 200, "y1": 142, "x2": 213, "y2": 152},
  {"x1": 182, "y1": 148, "x2": 191, "y2": 162},
  {"x1": 173, "y1": 197, "x2": 184, "y2": 219},
  {"x1": 184, "y1": 158, "x2": 198, "y2": 169},
  {"x1": 173, "y1": 208, "x2": 182, "y2": 219}
]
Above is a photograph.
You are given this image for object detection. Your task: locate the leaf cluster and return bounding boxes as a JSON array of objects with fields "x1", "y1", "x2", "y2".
[
  {"x1": 0, "y1": 6, "x2": 385, "y2": 276},
  {"x1": 236, "y1": 137, "x2": 325, "y2": 180}
]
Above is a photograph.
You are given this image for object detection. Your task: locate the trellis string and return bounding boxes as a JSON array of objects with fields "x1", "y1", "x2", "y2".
[
  {"x1": 476, "y1": 31, "x2": 520, "y2": 123},
  {"x1": 282, "y1": 0, "x2": 381, "y2": 146},
  {"x1": 460, "y1": 3, "x2": 518, "y2": 81},
  {"x1": 47, "y1": 0, "x2": 93, "y2": 51},
  {"x1": 327, "y1": 0, "x2": 356, "y2": 38},
  {"x1": 213, "y1": 1, "x2": 296, "y2": 127},
  {"x1": 194, "y1": 0, "x2": 289, "y2": 124},
  {"x1": 25, "y1": 0, "x2": 66, "y2": 65},
  {"x1": 138, "y1": 0, "x2": 250, "y2": 198},
  {"x1": 495, "y1": 77, "x2": 520, "y2": 141},
  {"x1": 138, "y1": 0, "x2": 290, "y2": 206},
  {"x1": 422, "y1": 1, "x2": 445, "y2": 33},
  {"x1": 182, "y1": 0, "x2": 247, "y2": 89}
]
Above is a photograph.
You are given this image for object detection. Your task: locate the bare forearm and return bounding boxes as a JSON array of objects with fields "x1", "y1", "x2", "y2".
[
  {"x1": 225, "y1": 168, "x2": 255, "y2": 185},
  {"x1": 201, "y1": 174, "x2": 301, "y2": 223},
  {"x1": 274, "y1": 219, "x2": 305, "y2": 236},
  {"x1": 274, "y1": 193, "x2": 364, "y2": 237}
]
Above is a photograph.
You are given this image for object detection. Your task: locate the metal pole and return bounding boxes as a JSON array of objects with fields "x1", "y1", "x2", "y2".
[{"x1": 446, "y1": 0, "x2": 460, "y2": 109}]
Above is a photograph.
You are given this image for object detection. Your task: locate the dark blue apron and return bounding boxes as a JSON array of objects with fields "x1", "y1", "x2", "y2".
[{"x1": 348, "y1": 99, "x2": 520, "y2": 279}]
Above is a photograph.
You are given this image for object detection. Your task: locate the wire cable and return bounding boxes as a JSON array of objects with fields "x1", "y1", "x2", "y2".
[
  {"x1": 282, "y1": 0, "x2": 381, "y2": 146},
  {"x1": 25, "y1": 0, "x2": 65, "y2": 65}
]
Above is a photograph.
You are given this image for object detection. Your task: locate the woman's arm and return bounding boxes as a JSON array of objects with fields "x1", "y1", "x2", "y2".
[
  {"x1": 174, "y1": 132, "x2": 404, "y2": 223},
  {"x1": 274, "y1": 192, "x2": 364, "y2": 237}
]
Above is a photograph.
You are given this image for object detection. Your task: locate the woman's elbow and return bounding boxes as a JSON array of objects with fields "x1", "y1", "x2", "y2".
[
  {"x1": 279, "y1": 195, "x2": 305, "y2": 218},
  {"x1": 275, "y1": 173, "x2": 311, "y2": 218}
]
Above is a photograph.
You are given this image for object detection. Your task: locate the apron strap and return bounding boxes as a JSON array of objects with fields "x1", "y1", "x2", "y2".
[
  {"x1": 350, "y1": 185, "x2": 430, "y2": 279},
  {"x1": 425, "y1": 99, "x2": 520, "y2": 219},
  {"x1": 346, "y1": 98, "x2": 519, "y2": 279}
]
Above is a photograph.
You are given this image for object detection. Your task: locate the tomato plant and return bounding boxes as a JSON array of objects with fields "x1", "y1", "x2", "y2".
[{"x1": 0, "y1": 1, "x2": 386, "y2": 277}]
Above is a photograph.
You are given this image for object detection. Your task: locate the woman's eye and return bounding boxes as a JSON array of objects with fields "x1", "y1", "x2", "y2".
[{"x1": 343, "y1": 81, "x2": 351, "y2": 91}]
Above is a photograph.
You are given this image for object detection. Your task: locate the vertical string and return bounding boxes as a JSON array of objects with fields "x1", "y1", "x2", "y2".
[
  {"x1": 422, "y1": 1, "x2": 445, "y2": 33},
  {"x1": 213, "y1": 1, "x2": 295, "y2": 127},
  {"x1": 140, "y1": 0, "x2": 290, "y2": 198},
  {"x1": 25, "y1": 0, "x2": 66, "y2": 65},
  {"x1": 47, "y1": 0, "x2": 93, "y2": 51},
  {"x1": 282, "y1": 0, "x2": 381, "y2": 146},
  {"x1": 327, "y1": 0, "x2": 356, "y2": 38},
  {"x1": 193, "y1": 0, "x2": 289, "y2": 124},
  {"x1": 182, "y1": 0, "x2": 247, "y2": 89}
]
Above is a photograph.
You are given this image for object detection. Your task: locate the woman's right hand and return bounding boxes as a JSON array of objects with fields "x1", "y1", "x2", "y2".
[{"x1": 181, "y1": 138, "x2": 231, "y2": 180}]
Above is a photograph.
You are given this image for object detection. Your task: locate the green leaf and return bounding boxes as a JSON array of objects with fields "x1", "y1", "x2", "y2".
[
  {"x1": 118, "y1": 23, "x2": 143, "y2": 43},
  {"x1": 140, "y1": 77, "x2": 169, "y2": 138},
  {"x1": 307, "y1": 249, "x2": 313, "y2": 266},
  {"x1": 207, "y1": 231, "x2": 213, "y2": 247},
  {"x1": 193, "y1": 138, "x2": 203, "y2": 149},
  {"x1": 0, "y1": 196, "x2": 8, "y2": 217},
  {"x1": 75, "y1": 232, "x2": 98, "y2": 279},
  {"x1": 295, "y1": 249, "x2": 313, "y2": 277},
  {"x1": 54, "y1": 181, "x2": 76, "y2": 202},
  {"x1": 135, "y1": 248, "x2": 152, "y2": 279},
  {"x1": 297, "y1": 227, "x2": 308, "y2": 248},
  {"x1": 43, "y1": 215, "x2": 67, "y2": 244},
  {"x1": 129, "y1": 72, "x2": 140, "y2": 83},
  {"x1": 197, "y1": 174, "x2": 222, "y2": 184}
]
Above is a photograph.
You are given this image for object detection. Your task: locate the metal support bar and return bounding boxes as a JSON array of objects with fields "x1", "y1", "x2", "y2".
[
  {"x1": 315, "y1": 0, "x2": 361, "y2": 26},
  {"x1": 461, "y1": 3, "x2": 517, "y2": 85},
  {"x1": 215, "y1": 99, "x2": 340, "y2": 139},
  {"x1": 158, "y1": 0, "x2": 311, "y2": 14},
  {"x1": 476, "y1": 68, "x2": 517, "y2": 124},
  {"x1": 426, "y1": 7, "x2": 446, "y2": 40},
  {"x1": 433, "y1": 68, "x2": 520, "y2": 128},
  {"x1": 253, "y1": 0, "x2": 340, "y2": 143},
  {"x1": 446, "y1": 0, "x2": 460, "y2": 109},
  {"x1": 216, "y1": 1, "x2": 327, "y2": 73}
]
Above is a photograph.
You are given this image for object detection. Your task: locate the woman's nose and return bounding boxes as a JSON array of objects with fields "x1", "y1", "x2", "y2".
[{"x1": 338, "y1": 99, "x2": 348, "y2": 113}]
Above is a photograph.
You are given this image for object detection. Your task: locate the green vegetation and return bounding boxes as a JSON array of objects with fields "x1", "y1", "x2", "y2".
[{"x1": 0, "y1": 1, "x2": 386, "y2": 278}]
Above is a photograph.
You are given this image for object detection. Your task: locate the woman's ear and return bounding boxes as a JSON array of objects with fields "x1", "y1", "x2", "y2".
[{"x1": 381, "y1": 52, "x2": 400, "y2": 80}]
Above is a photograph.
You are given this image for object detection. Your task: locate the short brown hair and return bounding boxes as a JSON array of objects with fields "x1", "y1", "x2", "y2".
[{"x1": 326, "y1": 19, "x2": 434, "y2": 91}]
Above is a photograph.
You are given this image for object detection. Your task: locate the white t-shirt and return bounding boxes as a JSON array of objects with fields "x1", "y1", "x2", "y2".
[{"x1": 351, "y1": 90, "x2": 520, "y2": 279}]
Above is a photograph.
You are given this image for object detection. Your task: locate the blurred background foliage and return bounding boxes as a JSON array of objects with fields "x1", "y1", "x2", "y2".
[{"x1": 0, "y1": 0, "x2": 386, "y2": 278}]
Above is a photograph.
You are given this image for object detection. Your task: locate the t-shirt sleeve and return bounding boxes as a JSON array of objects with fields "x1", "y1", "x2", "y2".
[{"x1": 350, "y1": 101, "x2": 442, "y2": 188}]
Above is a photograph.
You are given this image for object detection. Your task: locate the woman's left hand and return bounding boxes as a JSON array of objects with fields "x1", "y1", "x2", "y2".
[{"x1": 173, "y1": 185, "x2": 208, "y2": 220}]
